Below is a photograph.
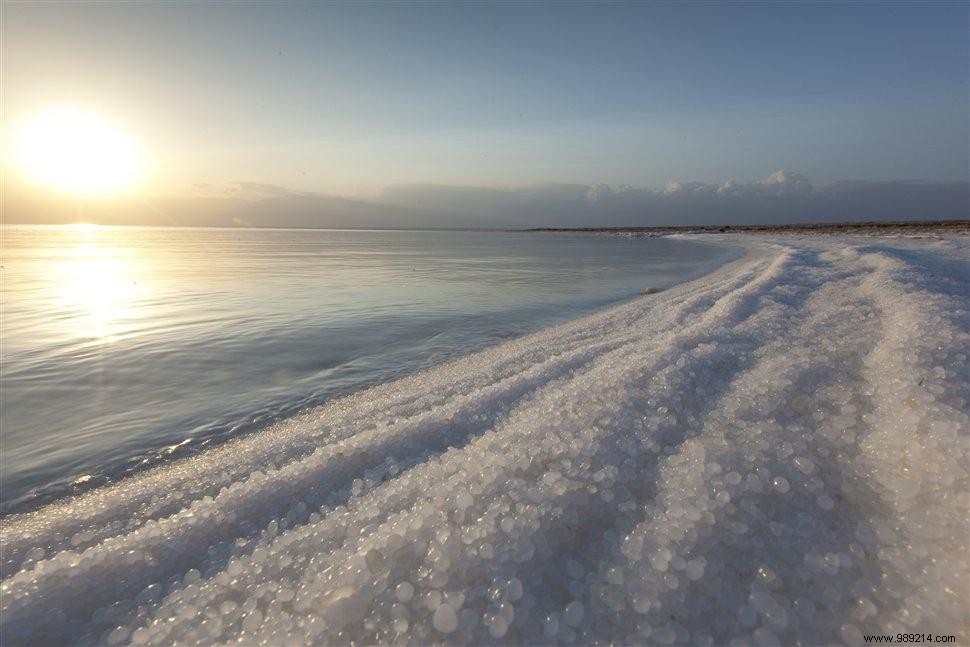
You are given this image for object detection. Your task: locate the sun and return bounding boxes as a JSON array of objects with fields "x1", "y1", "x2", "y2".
[{"x1": 14, "y1": 107, "x2": 143, "y2": 197}]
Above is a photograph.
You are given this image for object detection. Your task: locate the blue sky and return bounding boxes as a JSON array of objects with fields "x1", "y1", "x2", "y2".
[{"x1": 2, "y1": 1, "x2": 968, "y2": 224}]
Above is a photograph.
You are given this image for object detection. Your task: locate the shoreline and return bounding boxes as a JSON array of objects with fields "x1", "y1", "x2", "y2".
[
  {"x1": 0, "y1": 233, "x2": 736, "y2": 519},
  {"x1": 526, "y1": 218, "x2": 970, "y2": 236},
  {"x1": 2, "y1": 233, "x2": 967, "y2": 645}
]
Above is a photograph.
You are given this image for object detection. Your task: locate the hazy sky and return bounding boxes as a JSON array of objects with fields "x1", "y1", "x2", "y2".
[{"x1": 2, "y1": 1, "x2": 968, "y2": 225}]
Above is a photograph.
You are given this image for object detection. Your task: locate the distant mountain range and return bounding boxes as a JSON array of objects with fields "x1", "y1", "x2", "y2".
[
  {"x1": 225, "y1": 193, "x2": 503, "y2": 230},
  {"x1": 4, "y1": 173, "x2": 967, "y2": 229}
]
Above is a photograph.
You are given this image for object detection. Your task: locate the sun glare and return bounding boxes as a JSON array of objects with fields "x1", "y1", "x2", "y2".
[
  {"x1": 15, "y1": 108, "x2": 142, "y2": 197},
  {"x1": 56, "y1": 227, "x2": 144, "y2": 342}
]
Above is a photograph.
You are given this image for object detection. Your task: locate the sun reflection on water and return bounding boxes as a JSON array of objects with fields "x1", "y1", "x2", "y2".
[{"x1": 56, "y1": 226, "x2": 143, "y2": 342}]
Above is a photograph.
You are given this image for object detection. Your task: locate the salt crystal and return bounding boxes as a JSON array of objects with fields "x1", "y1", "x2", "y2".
[{"x1": 432, "y1": 604, "x2": 458, "y2": 633}]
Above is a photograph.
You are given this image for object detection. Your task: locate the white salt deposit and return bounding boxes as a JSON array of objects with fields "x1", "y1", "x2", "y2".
[{"x1": 1, "y1": 234, "x2": 967, "y2": 646}]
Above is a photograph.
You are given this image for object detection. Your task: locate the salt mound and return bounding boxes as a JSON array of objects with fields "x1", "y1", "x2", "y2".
[{"x1": 1, "y1": 235, "x2": 967, "y2": 646}]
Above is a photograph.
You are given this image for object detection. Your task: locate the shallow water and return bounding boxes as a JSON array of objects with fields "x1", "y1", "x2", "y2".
[{"x1": 0, "y1": 225, "x2": 736, "y2": 513}]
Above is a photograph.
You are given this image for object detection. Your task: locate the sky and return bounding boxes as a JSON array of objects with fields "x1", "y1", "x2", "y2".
[{"x1": 2, "y1": 1, "x2": 968, "y2": 227}]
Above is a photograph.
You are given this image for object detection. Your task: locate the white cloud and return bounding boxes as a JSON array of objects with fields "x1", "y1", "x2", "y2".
[{"x1": 382, "y1": 171, "x2": 968, "y2": 227}]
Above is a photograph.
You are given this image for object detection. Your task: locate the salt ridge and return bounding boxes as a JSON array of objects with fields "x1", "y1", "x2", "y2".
[{"x1": 1, "y1": 235, "x2": 967, "y2": 646}]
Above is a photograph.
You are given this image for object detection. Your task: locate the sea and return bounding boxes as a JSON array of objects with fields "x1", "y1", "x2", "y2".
[{"x1": 0, "y1": 225, "x2": 738, "y2": 514}]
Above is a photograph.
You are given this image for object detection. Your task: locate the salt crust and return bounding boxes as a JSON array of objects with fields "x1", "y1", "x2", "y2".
[{"x1": 1, "y1": 235, "x2": 967, "y2": 646}]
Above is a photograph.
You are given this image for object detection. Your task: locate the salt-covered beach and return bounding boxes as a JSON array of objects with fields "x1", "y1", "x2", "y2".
[{"x1": 2, "y1": 234, "x2": 967, "y2": 646}]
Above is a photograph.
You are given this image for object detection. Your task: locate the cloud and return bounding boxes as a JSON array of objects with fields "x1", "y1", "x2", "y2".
[
  {"x1": 4, "y1": 171, "x2": 966, "y2": 228},
  {"x1": 223, "y1": 181, "x2": 300, "y2": 200},
  {"x1": 381, "y1": 171, "x2": 968, "y2": 227}
]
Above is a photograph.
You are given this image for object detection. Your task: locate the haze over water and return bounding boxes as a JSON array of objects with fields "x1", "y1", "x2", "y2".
[{"x1": 0, "y1": 225, "x2": 736, "y2": 514}]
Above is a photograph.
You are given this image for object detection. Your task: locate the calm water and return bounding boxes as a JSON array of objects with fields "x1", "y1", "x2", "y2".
[{"x1": 0, "y1": 225, "x2": 737, "y2": 514}]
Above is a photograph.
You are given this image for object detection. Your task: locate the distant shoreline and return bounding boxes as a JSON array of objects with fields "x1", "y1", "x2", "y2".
[
  {"x1": 525, "y1": 219, "x2": 970, "y2": 235},
  {"x1": 3, "y1": 219, "x2": 967, "y2": 235}
]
